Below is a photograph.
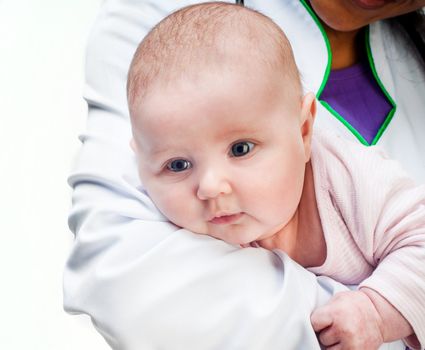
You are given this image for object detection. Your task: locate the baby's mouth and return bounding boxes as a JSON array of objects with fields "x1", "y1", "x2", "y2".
[{"x1": 208, "y1": 212, "x2": 244, "y2": 225}]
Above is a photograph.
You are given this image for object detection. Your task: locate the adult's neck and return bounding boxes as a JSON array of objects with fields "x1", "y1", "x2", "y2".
[{"x1": 322, "y1": 23, "x2": 363, "y2": 69}]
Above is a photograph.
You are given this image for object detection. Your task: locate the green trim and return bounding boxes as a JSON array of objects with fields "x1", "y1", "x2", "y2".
[
  {"x1": 299, "y1": 0, "x2": 332, "y2": 98},
  {"x1": 320, "y1": 101, "x2": 369, "y2": 145},
  {"x1": 364, "y1": 27, "x2": 397, "y2": 145},
  {"x1": 300, "y1": 1, "x2": 397, "y2": 145}
]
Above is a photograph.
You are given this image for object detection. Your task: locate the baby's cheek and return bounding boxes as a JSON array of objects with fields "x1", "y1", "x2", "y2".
[
  {"x1": 249, "y1": 174, "x2": 298, "y2": 223},
  {"x1": 154, "y1": 186, "x2": 199, "y2": 229},
  {"x1": 155, "y1": 189, "x2": 182, "y2": 216}
]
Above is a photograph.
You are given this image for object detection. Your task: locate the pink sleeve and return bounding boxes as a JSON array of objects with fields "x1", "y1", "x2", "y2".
[
  {"x1": 351, "y1": 149, "x2": 425, "y2": 348},
  {"x1": 316, "y1": 131, "x2": 425, "y2": 348},
  {"x1": 359, "y1": 176, "x2": 425, "y2": 348}
]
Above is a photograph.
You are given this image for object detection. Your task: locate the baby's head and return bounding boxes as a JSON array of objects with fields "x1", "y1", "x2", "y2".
[{"x1": 128, "y1": 2, "x2": 316, "y2": 245}]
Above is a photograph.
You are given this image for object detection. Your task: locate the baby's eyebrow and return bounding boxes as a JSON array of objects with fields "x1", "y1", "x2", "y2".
[
  {"x1": 219, "y1": 126, "x2": 262, "y2": 138},
  {"x1": 146, "y1": 143, "x2": 184, "y2": 160},
  {"x1": 147, "y1": 148, "x2": 172, "y2": 159},
  {"x1": 149, "y1": 147, "x2": 167, "y2": 156}
]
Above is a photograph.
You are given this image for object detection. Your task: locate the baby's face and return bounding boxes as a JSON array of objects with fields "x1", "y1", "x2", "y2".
[{"x1": 131, "y1": 69, "x2": 313, "y2": 245}]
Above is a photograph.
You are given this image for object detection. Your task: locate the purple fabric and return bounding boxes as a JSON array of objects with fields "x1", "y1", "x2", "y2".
[{"x1": 319, "y1": 60, "x2": 393, "y2": 144}]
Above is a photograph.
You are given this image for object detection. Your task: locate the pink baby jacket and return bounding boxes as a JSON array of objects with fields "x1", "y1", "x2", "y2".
[{"x1": 308, "y1": 129, "x2": 425, "y2": 347}]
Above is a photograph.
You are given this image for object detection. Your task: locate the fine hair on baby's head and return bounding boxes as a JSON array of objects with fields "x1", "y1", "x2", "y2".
[{"x1": 127, "y1": 1, "x2": 302, "y2": 112}]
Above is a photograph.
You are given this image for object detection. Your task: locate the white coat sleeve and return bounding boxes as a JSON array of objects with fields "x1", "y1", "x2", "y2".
[{"x1": 63, "y1": 1, "x2": 403, "y2": 349}]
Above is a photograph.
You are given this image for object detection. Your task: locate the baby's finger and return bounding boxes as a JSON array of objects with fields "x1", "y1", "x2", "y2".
[
  {"x1": 318, "y1": 326, "x2": 339, "y2": 347},
  {"x1": 311, "y1": 306, "x2": 333, "y2": 332}
]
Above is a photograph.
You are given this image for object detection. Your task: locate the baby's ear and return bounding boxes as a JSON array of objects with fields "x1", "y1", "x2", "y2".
[
  {"x1": 300, "y1": 92, "x2": 316, "y2": 161},
  {"x1": 130, "y1": 138, "x2": 137, "y2": 153},
  {"x1": 300, "y1": 92, "x2": 316, "y2": 126}
]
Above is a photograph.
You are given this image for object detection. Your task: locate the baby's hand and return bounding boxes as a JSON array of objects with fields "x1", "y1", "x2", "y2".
[{"x1": 310, "y1": 290, "x2": 384, "y2": 350}]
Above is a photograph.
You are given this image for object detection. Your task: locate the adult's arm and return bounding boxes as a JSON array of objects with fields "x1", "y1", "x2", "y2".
[{"x1": 63, "y1": 1, "x2": 377, "y2": 349}]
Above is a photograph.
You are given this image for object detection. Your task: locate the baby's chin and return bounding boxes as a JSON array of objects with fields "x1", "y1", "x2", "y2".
[
  {"x1": 206, "y1": 230, "x2": 259, "y2": 247},
  {"x1": 183, "y1": 228, "x2": 244, "y2": 246},
  {"x1": 182, "y1": 222, "x2": 262, "y2": 246}
]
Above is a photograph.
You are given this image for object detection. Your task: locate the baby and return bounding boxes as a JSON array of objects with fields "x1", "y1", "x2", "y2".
[{"x1": 127, "y1": 2, "x2": 425, "y2": 349}]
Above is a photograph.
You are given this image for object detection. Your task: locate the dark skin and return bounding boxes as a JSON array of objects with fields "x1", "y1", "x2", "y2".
[
  {"x1": 321, "y1": 23, "x2": 362, "y2": 69},
  {"x1": 308, "y1": 0, "x2": 425, "y2": 69}
]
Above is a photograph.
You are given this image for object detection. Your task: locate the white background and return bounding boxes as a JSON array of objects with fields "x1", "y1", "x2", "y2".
[{"x1": 0, "y1": 0, "x2": 110, "y2": 348}]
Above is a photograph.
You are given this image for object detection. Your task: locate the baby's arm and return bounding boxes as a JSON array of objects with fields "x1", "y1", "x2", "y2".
[
  {"x1": 358, "y1": 183, "x2": 425, "y2": 348},
  {"x1": 311, "y1": 288, "x2": 417, "y2": 349},
  {"x1": 361, "y1": 288, "x2": 419, "y2": 348},
  {"x1": 310, "y1": 136, "x2": 425, "y2": 349},
  {"x1": 311, "y1": 183, "x2": 425, "y2": 349}
]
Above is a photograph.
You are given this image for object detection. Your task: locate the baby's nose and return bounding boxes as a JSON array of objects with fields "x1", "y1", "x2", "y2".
[{"x1": 196, "y1": 169, "x2": 232, "y2": 200}]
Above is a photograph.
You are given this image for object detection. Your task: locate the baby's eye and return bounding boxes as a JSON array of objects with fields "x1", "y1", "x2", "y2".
[
  {"x1": 166, "y1": 159, "x2": 192, "y2": 172},
  {"x1": 230, "y1": 141, "x2": 255, "y2": 157}
]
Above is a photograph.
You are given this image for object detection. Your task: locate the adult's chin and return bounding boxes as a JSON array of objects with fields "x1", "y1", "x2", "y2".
[{"x1": 308, "y1": 0, "x2": 374, "y2": 32}]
